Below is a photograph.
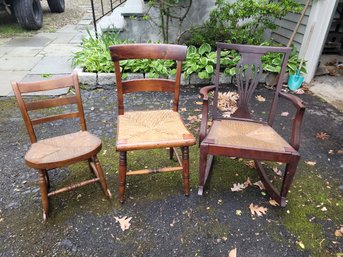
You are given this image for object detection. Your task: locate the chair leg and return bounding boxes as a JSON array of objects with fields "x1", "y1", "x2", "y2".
[
  {"x1": 119, "y1": 151, "x2": 127, "y2": 204},
  {"x1": 38, "y1": 169, "x2": 49, "y2": 220},
  {"x1": 88, "y1": 158, "x2": 96, "y2": 175},
  {"x1": 198, "y1": 145, "x2": 208, "y2": 195},
  {"x1": 44, "y1": 170, "x2": 50, "y2": 190},
  {"x1": 181, "y1": 147, "x2": 190, "y2": 196},
  {"x1": 94, "y1": 156, "x2": 112, "y2": 199},
  {"x1": 280, "y1": 159, "x2": 299, "y2": 207},
  {"x1": 169, "y1": 147, "x2": 174, "y2": 160}
]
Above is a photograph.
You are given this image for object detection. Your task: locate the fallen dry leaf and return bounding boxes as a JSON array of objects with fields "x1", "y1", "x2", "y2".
[
  {"x1": 316, "y1": 132, "x2": 330, "y2": 140},
  {"x1": 272, "y1": 167, "x2": 282, "y2": 176},
  {"x1": 337, "y1": 149, "x2": 343, "y2": 155},
  {"x1": 280, "y1": 112, "x2": 289, "y2": 117},
  {"x1": 180, "y1": 107, "x2": 187, "y2": 112},
  {"x1": 243, "y1": 177, "x2": 252, "y2": 188},
  {"x1": 297, "y1": 241, "x2": 305, "y2": 249},
  {"x1": 255, "y1": 95, "x2": 266, "y2": 102},
  {"x1": 228, "y1": 248, "x2": 237, "y2": 257},
  {"x1": 244, "y1": 160, "x2": 256, "y2": 169},
  {"x1": 269, "y1": 199, "x2": 279, "y2": 206},
  {"x1": 218, "y1": 91, "x2": 239, "y2": 116},
  {"x1": 114, "y1": 216, "x2": 132, "y2": 231},
  {"x1": 231, "y1": 183, "x2": 246, "y2": 192},
  {"x1": 305, "y1": 160, "x2": 317, "y2": 166},
  {"x1": 334, "y1": 227, "x2": 343, "y2": 237},
  {"x1": 249, "y1": 203, "x2": 268, "y2": 216},
  {"x1": 187, "y1": 114, "x2": 202, "y2": 123},
  {"x1": 294, "y1": 89, "x2": 305, "y2": 94},
  {"x1": 254, "y1": 180, "x2": 265, "y2": 190},
  {"x1": 195, "y1": 101, "x2": 203, "y2": 105}
]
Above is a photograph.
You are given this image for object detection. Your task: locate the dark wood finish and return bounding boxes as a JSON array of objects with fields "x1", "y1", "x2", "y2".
[
  {"x1": 198, "y1": 43, "x2": 305, "y2": 207},
  {"x1": 109, "y1": 44, "x2": 195, "y2": 203},
  {"x1": 12, "y1": 72, "x2": 111, "y2": 219}
]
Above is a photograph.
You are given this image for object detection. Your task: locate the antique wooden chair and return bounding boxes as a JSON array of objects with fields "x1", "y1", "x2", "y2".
[
  {"x1": 12, "y1": 72, "x2": 111, "y2": 219},
  {"x1": 109, "y1": 44, "x2": 196, "y2": 203},
  {"x1": 198, "y1": 43, "x2": 305, "y2": 206}
]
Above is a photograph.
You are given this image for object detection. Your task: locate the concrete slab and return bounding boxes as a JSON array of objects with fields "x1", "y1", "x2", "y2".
[
  {"x1": 0, "y1": 56, "x2": 43, "y2": 71},
  {"x1": 3, "y1": 36, "x2": 53, "y2": 47},
  {"x1": 57, "y1": 25, "x2": 79, "y2": 33},
  {"x1": 53, "y1": 33, "x2": 79, "y2": 44},
  {"x1": 0, "y1": 46, "x2": 14, "y2": 58},
  {"x1": 6, "y1": 47, "x2": 43, "y2": 57},
  {"x1": 41, "y1": 44, "x2": 81, "y2": 56},
  {"x1": 310, "y1": 75, "x2": 343, "y2": 112},
  {"x1": 29, "y1": 56, "x2": 73, "y2": 74},
  {"x1": 0, "y1": 71, "x2": 27, "y2": 96},
  {"x1": 18, "y1": 74, "x2": 70, "y2": 95}
]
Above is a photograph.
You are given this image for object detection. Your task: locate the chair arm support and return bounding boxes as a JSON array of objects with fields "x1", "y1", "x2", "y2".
[
  {"x1": 200, "y1": 85, "x2": 216, "y2": 100},
  {"x1": 199, "y1": 86, "x2": 216, "y2": 144},
  {"x1": 279, "y1": 92, "x2": 305, "y2": 151}
]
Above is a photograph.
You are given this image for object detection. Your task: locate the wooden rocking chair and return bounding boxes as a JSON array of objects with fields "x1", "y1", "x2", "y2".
[
  {"x1": 109, "y1": 44, "x2": 196, "y2": 203},
  {"x1": 12, "y1": 72, "x2": 111, "y2": 219},
  {"x1": 198, "y1": 43, "x2": 305, "y2": 207}
]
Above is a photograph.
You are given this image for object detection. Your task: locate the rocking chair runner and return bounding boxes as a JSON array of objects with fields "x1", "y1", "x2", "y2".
[
  {"x1": 12, "y1": 72, "x2": 111, "y2": 219},
  {"x1": 109, "y1": 44, "x2": 196, "y2": 203},
  {"x1": 198, "y1": 43, "x2": 305, "y2": 207}
]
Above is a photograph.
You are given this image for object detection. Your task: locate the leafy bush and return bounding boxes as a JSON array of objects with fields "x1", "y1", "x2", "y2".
[
  {"x1": 185, "y1": 0, "x2": 302, "y2": 48},
  {"x1": 72, "y1": 35, "x2": 305, "y2": 80}
]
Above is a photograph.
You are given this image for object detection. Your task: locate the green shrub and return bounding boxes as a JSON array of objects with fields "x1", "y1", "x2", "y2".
[
  {"x1": 186, "y1": 0, "x2": 302, "y2": 48},
  {"x1": 72, "y1": 36, "x2": 305, "y2": 80}
]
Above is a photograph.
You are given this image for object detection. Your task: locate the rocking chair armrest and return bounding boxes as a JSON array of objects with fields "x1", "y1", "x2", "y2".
[
  {"x1": 200, "y1": 85, "x2": 216, "y2": 100},
  {"x1": 199, "y1": 86, "x2": 215, "y2": 144},
  {"x1": 279, "y1": 92, "x2": 305, "y2": 110},
  {"x1": 279, "y1": 92, "x2": 305, "y2": 151}
]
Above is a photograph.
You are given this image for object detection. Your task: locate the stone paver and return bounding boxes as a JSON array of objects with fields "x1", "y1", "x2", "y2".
[
  {"x1": 0, "y1": 71, "x2": 27, "y2": 96},
  {"x1": 0, "y1": 56, "x2": 43, "y2": 71},
  {"x1": 6, "y1": 47, "x2": 43, "y2": 57},
  {"x1": 41, "y1": 44, "x2": 81, "y2": 56},
  {"x1": 29, "y1": 56, "x2": 73, "y2": 74},
  {"x1": 3, "y1": 36, "x2": 53, "y2": 47}
]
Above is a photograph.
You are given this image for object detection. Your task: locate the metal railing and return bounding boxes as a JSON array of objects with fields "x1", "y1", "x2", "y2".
[{"x1": 90, "y1": 0, "x2": 127, "y2": 37}]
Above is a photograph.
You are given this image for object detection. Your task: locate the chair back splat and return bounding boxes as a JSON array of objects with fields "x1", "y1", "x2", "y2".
[
  {"x1": 109, "y1": 44, "x2": 187, "y2": 115},
  {"x1": 198, "y1": 43, "x2": 305, "y2": 207},
  {"x1": 109, "y1": 44, "x2": 196, "y2": 203},
  {"x1": 213, "y1": 43, "x2": 291, "y2": 125}
]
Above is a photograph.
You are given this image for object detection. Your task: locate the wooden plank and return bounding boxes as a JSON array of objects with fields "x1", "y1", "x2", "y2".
[
  {"x1": 126, "y1": 166, "x2": 183, "y2": 175},
  {"x1": 109, "y1": 44, "x2": 187, "y2": 61},
  {"x1": 31, "y1": 112, "x2": 80, "y2": 125},
  {"x1": 25, "y1": 95, "x2": 77, "y2": 111},
  {"x1": 122, "y1": 79, "x2": 175, "y2": 93},
  {"x1": 17, "y1": 75, "x2": 74, "y2": 93}
]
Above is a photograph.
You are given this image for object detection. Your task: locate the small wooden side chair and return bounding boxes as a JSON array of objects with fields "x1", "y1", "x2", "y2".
[
  {"x1": 198, "y1": 43, "x2": 305, "y2": 206},
  {"x1": 12, "y1": 72, "x2": 111, "y2": 219},
  {"x1": 109, "y1": 44, "x2": 196, "y2": 203}
]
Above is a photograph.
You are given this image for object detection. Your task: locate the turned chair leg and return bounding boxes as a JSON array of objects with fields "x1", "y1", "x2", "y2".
[
  {"x1": 119, "y1": 151, "x2": 127, "y2": 203},
  {"x1": 44, "y1": 170, "x2": 50, "y2": 190},
  {"x1": 169, "y1": 147, "x2": 174, "y2": 160},
  {"x1": 198, "y1": 145, "x2": 208, "y2": 195},
  {"x1": 38, "y1": 169, "x2": 49, "y2": 220},
  {"x1": 94, "y1": 156, "x2": 112, "y2": 198},
  {"x1": 181, "y1": 147, "x2": 190, "y2": 196},
  {"x1": 280, "y1": 158, "x2": 299, "y2": 206}
]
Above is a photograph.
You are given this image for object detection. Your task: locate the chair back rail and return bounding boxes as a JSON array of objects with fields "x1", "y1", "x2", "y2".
[
  {"x1": 109, "y1": 44, "x2": 187, "y2": 115},
  {"x1": 11, "y1": 72, "x2": 87, "y2": 143},
  {"x1": 213, "y1": 43, "x2": 291, "y2": 125}
]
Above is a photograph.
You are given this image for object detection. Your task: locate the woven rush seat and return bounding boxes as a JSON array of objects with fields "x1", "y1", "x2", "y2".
[
  {"x1": 204, "y1": 119, "x2": 295, "y2": 153},
  {"x1": 116, "y1": 109, "x2": 195, "y2": 151},
  {"x1": 25, "y1": 131, "x2": 101, "y2": 169}
]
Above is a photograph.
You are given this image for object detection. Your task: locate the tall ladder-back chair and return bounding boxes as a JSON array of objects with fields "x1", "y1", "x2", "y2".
[
  {"x1": 198, "y1": 43, "x2": 305, "y2": 206},
  {"x1": 109, "y1": 44, "x2": 196, "y2": 203},
  {"x1": 12, "y1": 72, "x2": 111, "y2": 219}
]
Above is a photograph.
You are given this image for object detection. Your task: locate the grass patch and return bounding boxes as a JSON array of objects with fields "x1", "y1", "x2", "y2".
[{"x1": 276, "y1": 164, "x2": 343, "y2": 257}]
